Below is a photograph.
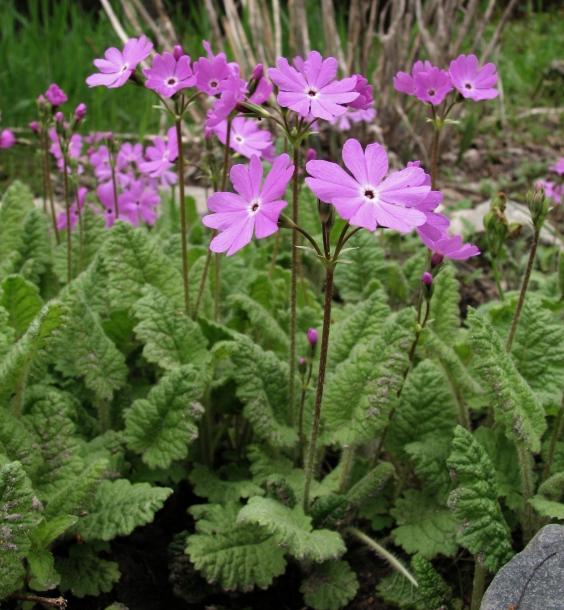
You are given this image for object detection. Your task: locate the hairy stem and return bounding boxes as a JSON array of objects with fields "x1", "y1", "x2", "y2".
[
  {"x1": 9, "y1": 594, "x2": 67, "y2": 609},
  {"x1": 175, "y1": 118, "x2": 191, "y2": 317},
  {"x1": 62, "y1": 154, "x2": 72, "y2": 284},
  {"x1": 518, "y1": 444, "x2": 534, "y2": 544},
  {"x1": 542, "y1": 391, "x2": 564, "y2": 482},
  {"x1": 491, "y1": 256, "x2": 505, "y2": 301},
  {"x1": 43, "y1": 131, "x2": 60, "y2": 244},
  {"x1": 338, "y1": 446, "x2": 356, "y2": 493},
  {"x1": 470, "y1": 560, "x2": 486, "y2": 610},
  {"x1": 109, "y1": 150, "x2": 119, "y2": 219},
  {"x1": 303, "y1": 266, "x2": 334, "y2": 513},
  {"x1": 74, "y1": 183, "x2": 84, "y2": 275},
  {"x1": 289, "y1": 145, "x2": 300, "y2": 430},
  {"x1": 506, "y1": 227, "x2": 540, "y2": 352},
  {"x1": 193, "y1": 247, "x2": 212, "y2": 319},
  {"x1": 431, "y1": 126, "x2": 440, "y2": 190},
  {"x1": 298, "y1": 359, "x2": 313, "y2": 465}
]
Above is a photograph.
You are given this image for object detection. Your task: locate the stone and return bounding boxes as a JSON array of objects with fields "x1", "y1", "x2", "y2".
[{"x1": 481, "y1": 525, "x2": 564, "y2": 609}]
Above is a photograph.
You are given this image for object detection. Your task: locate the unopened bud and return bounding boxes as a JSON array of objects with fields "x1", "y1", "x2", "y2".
[
  {"x1": 29, "y1": 121, "x2": 40, "y2": 133},
  {"x1": 252, "y1": 63, "x2": 264, "y2": 81},
  {"x1": 421, "y1": 272, "x2": 433, "y2": 287},
  {"x1": 172, "y1": 45, "x2": 184, "y2": 60},
  {"x1": 307, "y1": 328, "x2": 318, "y2": 351},
  {"x1": 421, "y1": 271, "x2": 434, "y2": 300},
  {"x1": 74, "y1": 103, "x2": 87, "y2": 122},
  {"x1": 431, "y1": 252, "x2": 444, "y2": 269},
  {"x1": 298, "y1": 357, "x2": 307, "y2": 376},
  {"x1": 306, "y1": 148, "x2": 317, "y2": 164},
  {"x1": 317, "y1": 200, "x2": 335, "y2": 235},
  {"x1": 526, "y1": 183, "x2": 549, "y2": 229},
  {"x1": 54, "y1": 111, "x2": 64, "y2": 123}
]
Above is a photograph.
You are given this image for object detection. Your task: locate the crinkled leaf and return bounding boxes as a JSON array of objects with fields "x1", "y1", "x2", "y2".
[
  {"x1": 447, "y1": 426, "x2": 514, "y2": 572},
  {"x1": 529, "y1": 496, "x2": 564, "y2": 520},
  {"x1": 300, "y1": 560, "x2": 359, "y2": 610},
  {"x1": 0, "y1": 305, "x2": 16, "y2": 358},
  {"x1": 0, "y1": 274, "x2": 43, "y2": 339},
  {"x1": 0, "y1": 408, "x2": 43, "y2": 480},
  {"x1": 376, "y1": 572, "x2": 424, "y2": 610},
  {"x1": 57, "y1": 543, "x2": 121, "y2": 597},
  {"x1": 346, "y1": 462, "x2": 394, "y2": 509},
  {"x1": 0, "y1": 181, "x2": 34, "y2": 265},
  {"x1": 404, "y1": 438, "x2": 454, "y2": 501},
  {"x1": 132, "y1": 286, "x2": 208, "y2": 371},
  {"x1": 248, "y1": 444, "x2": 294, "y2": 485},
  {"x1": 0, "y1": 461, "x2": 37, "y2": 598},
  {"x1": 323, "y1": 310, "x2": 413, "y2": 447},
  {"x1": 76, "y1": 479, "x2": 172, "y2": 542},
  {"x1": 28, "y1": 548, "x2": 59, "y2": 591},
  {"x1": 387, "y1": 360, "x2": 458, "y2": 460},
  {"x1": 237, "y1": 497, "x2": 346, "y2": 562},
  {"x1": 17, "y1": 208, "x2": 51, "y2": 285},
  {"x1": 187, "y1": 502, "x2": 287, "y2": 591},
  {"x1": 30, "y1": 515, "x2": 78, "y2": 551},
  {"x1": 124, "y1": 365, "x2": 204, "y2": 469},
  {"x1": 468, "y1": 308, "x2": 546, "y2": 453},
  {"x1": 391, "y1": 489, "x2": 458, "y2": 559},
  {"x1": 428, "y1": 265, "x2": 461, "y2": 343},
  {"x1": 538, "y1": 472, "x2": 564, "y2": 501},
  {"x1": 189, "y1": 463, "x2": 264, "y2": 504},
  {"x1": 411, "y1": 553, "x2": 452, "y2": 610}
]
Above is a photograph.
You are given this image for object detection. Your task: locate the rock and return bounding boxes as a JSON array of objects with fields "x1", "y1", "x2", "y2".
[{"x1": 481, "y1": 525, "x2": 564, "y2": 609}]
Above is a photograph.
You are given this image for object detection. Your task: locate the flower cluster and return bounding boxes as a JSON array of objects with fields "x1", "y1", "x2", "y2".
[{"x1": 394, "y1": 54, "x2": 498, "y2": 105}]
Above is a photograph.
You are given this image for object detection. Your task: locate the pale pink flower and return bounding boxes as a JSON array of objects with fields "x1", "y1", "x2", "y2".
[
  {"x1": 414, "y1": 67, "x2": 453, "y2": 105},
  {"x1": 211, "y1": 117, "x2": 275, "y2": 160},
  {"x1": 119, "y1": 179, "x2": 161, "y2": 226},
  {"x1": 549, "y1": 159, "x2": 564, "y2": 175},
  {"x1": 97, "y1": 182, "x2": 131, "y2": 227},
  {"x1": 138, "y1": 126, "x2": 178, "y2": 178},
  {"x1": 422, "y1": 230, "x2": 480, "y2": 260},
  {"x1": 449, "y1": 54, "x2": 498, "y2": 101},
  {"x1": 57, "y1": 187, "x2": 89, "y2": 231},
  {"x1": 202, "y1": 154, "x2": 294, "y2": 256},
  {"x1": 348, "y1": 75, "x2": 374, "y2": 110},
  {"x1": 394, "y1": 60, "x2": 434, "y2": 95},
  {"x1": 143, "y1": 52, "x2": 197, "y2": 98},
  {"x1": 193, "y1": 41, "x2": 232, "y2": 96}
]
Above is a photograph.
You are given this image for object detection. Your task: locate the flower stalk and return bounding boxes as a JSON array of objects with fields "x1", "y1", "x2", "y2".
[{"x1": 175, "y1": 111, "x2": 191, "y2": 317}]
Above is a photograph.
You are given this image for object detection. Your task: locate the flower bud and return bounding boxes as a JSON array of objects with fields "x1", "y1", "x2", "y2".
[
  {"x1": 317, "y1": 200, "x2": 335, "y2": 234},
  {"x1": 307, "y1": 328, "x2": 318, "y2": 351},
  {"x1": 430, "y1": 252, "x2": 444, "y2": 269},
  {"x1": 252, "y1": 63, "x2": 264, "y2": 81},
  {"x1": 172, "y1": 45, "x2": 184, "y2": 60},
  {"x1": 526, "y1": 182, "x2": 549, "y2": 230},
  {"x1": 421, "y1": 271, "x2": 433, "y2": 287},
  {"x1": 54, "y1": 111, "x2": 64, "y2": 123},
  {"x1": 421, "y1": 271, "x2": 434, "y2": 300},
  {"x1": 306, "y1": 148, "x2": 317, "y2": 163},
  {"x1": 298, "y1": 357, "x2": 307, "y2": 376},
  {"x1": 45, "y1": 83, "x2": 68, "y2": 108},
  {"x1": 29, "y1": 121, "x2": 40, "y2": 133},
  {"x1": 74, "y1": 103, "x2": 87, "y2": 122}
]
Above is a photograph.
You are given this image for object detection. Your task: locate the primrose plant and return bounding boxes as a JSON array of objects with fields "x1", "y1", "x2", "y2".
[{"x1": 3, "y1": 32, "x2": 564, "y2": 610}]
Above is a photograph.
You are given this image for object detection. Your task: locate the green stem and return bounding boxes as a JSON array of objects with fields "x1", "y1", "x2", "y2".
[
  {"x1": 193, "y1": 247, "x2": 212, "y2": 319},
  {"x1": 345, "y1": 527, "x2": 418, "y2": 588},
  {"x1": 518, "y1": 444, "x2": 534, "y2": 544},
  {"x1": 289, "y1": 145, "x2": 300, "y2": 431},
  {"x1": 175, "y1": 118, "x2": 191, "y2": 317},
  {"x1": 298, "y1": 359, "x2": 314, "y2": 465},
  {"x1": 74, "y1": 183, "x2": 84, "y2": 275},
  {"x1": 542, "y1": 391, "x2": 564, "y2": 482},
  {"x1": 470, "y1": 560, "x2": 486, "y2": 610},
  {"x1": 506, "y1": 227, "x2": 540, "y2": 352},
  {"x1": 109, "y1": 150, "x2": 119, "y2": 219},
  {"x1": 62, "y1": 154, "x2": 72, "y2": 284},
  {"x1": 491, "y1": 256, "x2": 505, "y2": 301},
  {"x1": 303, "y1": 266, "x2": 334, "y2": 513},
  {"x1": 43, "y1": 131, "x2": 60, "y2": 245},
  {"x1": 338, "y1": 446, "x2": 356, "y2": 493},
  {"x1": 269, "y1": 231, "x2": 280, "y2": 279}
]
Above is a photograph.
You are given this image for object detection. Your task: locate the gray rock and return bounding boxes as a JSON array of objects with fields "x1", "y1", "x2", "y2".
[{"x1": 481, "y1": 525, "x2": 564, "y2": 609}]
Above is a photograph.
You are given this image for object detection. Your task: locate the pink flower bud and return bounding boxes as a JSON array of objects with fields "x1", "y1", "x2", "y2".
[
  {"x1": 37, "y1": 94, "x2": 45, "y2": 104},
  {"x1": 307, "y1": 328, "x2": 318, "y2": 350},
  {"x1": 54, "y1": 111, "x2": 64, "y2": 123},
  {"x1": 172, "y1": 45, "x2": 184, "y2": 60},
  {"x1": 252, "y1": 63, "x2": 264, "y2": 81},
  {"x1": 431, "y1": 252, "x2": 444, "y2": 269},
  {"x1": 106, "y1": 131, "x2": 113, "y2": 140},
  {"x1": 299, "y1": 357, "x2": 307, "y2": 376},
  {"x1": 306, "y1": 148, "x2": 317, "y2": 163},
  {"x1": 421, "y1": 271, "x2": 433, "y2": 287},
  {"x1": 75, "y1": 103, "x2": 87, "y2": 122},
  {"x1": 0, "y1": 129, "x2": 16, "y2": 149},
  {"x1": 29, "y1": 121, "x2": 40, "y2": 133},
  {"x1": 45, "y1": 83, "x2": 68, "y2": 107}
]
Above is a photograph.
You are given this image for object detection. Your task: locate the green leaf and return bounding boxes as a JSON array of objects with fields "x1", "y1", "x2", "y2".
[
  {"x1": 228, "y1": 293, "x2": 289, "y2": 353},
  {"x1": 132, "y1": 286, "x2": 208, "y2": 371},
  {"x1": 237, "y1": 497, "x2": 346, "y2": 562},
  {"x1": 186, "y1": 502, "x2": 287, "y2": 591},
  {"x1": 0, "y1": 461, "x2": 37, "y2": 599},
  {"x1": 447, "y1": 426, "x2": 514, "y2": 572},
  {"x1": 428, "y1": 265, "x2": 461, "y2": 343},
  {"x1": 124, "y1": 366, "x2": 204, "y2": 469},
  {"x1": 57, "y1": 543, "x2": 121, "y2": 597},
  {"x1": 0, "y1": 305, "x2": 16, "y2": 358},
  {"x1": 328, "y1": 290, "x2": 390, "y2": 370},
  {"x1": 0, "y1": 181, "x2": 34, "y2": 265},
  {"x1": 0, "y1": 408, "x2": 43, "y2": 480},
  {"x1": 391, "y1": 490, "x2": 458, "y2": 559},
  {"x1": 411, "y1": 553, "x2": 452, "y2": 610},
  {"x1": 27, "y1": 549, "x2": 59, "y2": 591},
  {"x1": 0, "y1": 274, "x2": 43, "y2": 339},
  {"x1": 538, "y1": 472, "x2": 564, "y2": 501},
  {"x1": 76, "y1": 479, "x2": 172, "y2": 542},
  {"x1": 376, "y1": 572, "x2": 424, "y2": 610},
  {"x1": 189, "y1": 463, "x2": 264, "y2": 504},
  {"x1": 322, "y1": 310, "x2": 413, "y2": 447},
  {"x1": 300, "y1": 560, "x2": 359, "y2": 610},
  {"x1": 229, "y1": 336, "x2": 297, "y2": 447},
  {"x1": 468, "y1": 308, "x2": 546, "y2": 453},
  {"x1": 346, "y1": 462, "x2": 395, "y2": 509},
  {"x1": 29, "y1": 515, "x2": 78, "y2": 550},
  {"x1": 103, "y1": 220, "x2": 184, "y2": 310},
  {"x1": 528, "y1": 496, "x2": 564, "y2": 520},
  {"x1": 387, "y1": 360, "x2": 458, "y2": 461},
  {"x1": 404, "y1": 438, "x2": 454, "y2": 501},
  {"x1": 0, "y1": 300, "x2": 67, "y2": 407},
  {"x1": 17, "y1": 208, "x2": 51, "y2": 285},
  {"x1": 309, "y1": 493, "x2": 348, "y2": 529}
]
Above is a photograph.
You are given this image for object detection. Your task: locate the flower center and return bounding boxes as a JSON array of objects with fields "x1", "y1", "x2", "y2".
[
  {"x1": 428, "y1": 89, "x2": 436, "y2": 96},
  {"x1": 167, "y1": 77, "x2": 178, "y2": 87},
  {"x1": 364, "y1": 189, "x2": 375, "y2": 199},
  {"x1": 248, "y1": 199, "x2": 261, "y2": 214},
  {"x1": 210, "y1": 80, "x2": 218, "y2": 89},
  {"x1": 234, "y1": 135, "x2": 244, "y2": 143},
  {"x1": 119, "y1": 62, "x2": 130, "y2": 74},
  {"x1": 306, "y1": 88, "x2": 318, "y2": 98},
  {"x1": 464, "y1": 82, "x2": 472, "y2": 89}
]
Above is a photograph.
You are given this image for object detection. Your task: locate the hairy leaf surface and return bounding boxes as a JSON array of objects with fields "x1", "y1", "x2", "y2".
[
  {"x1": 0, "y1": 181, "x2": 34, "y2": 265},
  {"x1": 0, "y1": 274, "x2": 43, "y2": 339},
  {"x1": 57, "y1": 543, "x2": 120, "y2": 597},
  {"x1": 300, "y1": 560, "x2": 359, "y2": 610},
  {"x1": 17, "y1": 208, "x2": 51, "y2": 285},
  {"x1": 428, "y1": 265, "x2": 460, "y2": 343},
  {"x1": 189, "y1": 463, "x2": 264, "y2": 503}
]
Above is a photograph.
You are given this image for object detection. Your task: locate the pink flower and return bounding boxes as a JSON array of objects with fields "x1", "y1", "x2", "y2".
[
  {"x1": 307, "y1": 328, "x2": 318, "y2": 349},
  {"x1": 449, "y1": 54, "x2": 498, "y2": 101},
  {"x1": 422, "y1": 231, "x2": 480, "y2": 260},
  {"x1": 543, "y1": 181, "x2": 563, "y2": 205},
  {"x1": 248, "y1": 77, "x2": 273, "y2": 106},
  {"x1": 211, "y1": 117, "x2": 274, "y2": 160},
  {"x1": 202, "y1": 154, "x2": 294, "y2": 256},
  {"x1": 57, "y1": 187, "x2": 88, "y2": 231},
  {"x1": 194, "y1": 41, "x2": 232, "y2": 96},
  {"x1": 86, "y1": 35, "x2": 153, "y2": 89},
  {"x1": 74, "y1": 103, "x2": 87, "y2": 122},
  {"x1": 97, "y1": 181, "x2": 130, "y2": 227},
  {"x1": 143, "y1": 52, "x2": 197, "y2": 98},
  {"x1": 138, "y1": 126, "x2": 178, "y2": 178},
  {"x1": 329, "y1": 107, "x2": 376, "y2": 131},
  {"x1": 549, "y1": 159, "x2": 564, "y2": 175},
  {"x1": 45, "y1": 84, "x2": 68, "y2": 107},
  {"x1": 268, "y1": 51, "x2": 359, "y2": 121},
  {"x1": 0, "y1": 129, "x2": 16, "y2": 149},
  {"x1": 348, "y1": 75, "x2": 374, "y2": 110},
  {"x1": 394, "y1": 60, "x2": 433, "y2": 95},
  {"x1": 119, "y1": 179, "x2": 161, "y2": 226},
  {"x1": 29, "y1": 121, "x2": 40, "y2": 133},
  {"x1": 414, "y1": 67, "x2": 453, "y2": 105},
  {"x1": 206, "y1": 74, "x2": 248, "y2": 128},
  {"x1": 117, "y1": 142, "x2": 143, "y2": 167},
  {"x1": 305, "y1": 138, "x2": 430, "y2": 233}
]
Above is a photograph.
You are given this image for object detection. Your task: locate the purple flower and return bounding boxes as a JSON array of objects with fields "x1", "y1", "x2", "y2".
[
  {"x1": 543, "y1": 181, "x2": 563, "y2": 205},
  {"x1": 138, "y1": 126, "x2": 178, "y2": 178},
  {"x1": 0, "y1": 129, "x2": 16, "y2": 149},
  {"x1": 143, "y1": 52, "x2": 197, "y2": 98},
  {"x1": 194, "y1": 41, "x2": 232, "y2": 96},
  {"x1": 29, "y1": 121, "x2": 40, "y2": 133},
  {"x1": 211, "y1": 117, "x2": 275, "y2": 161},
  {"x1": 348, "y1": 75, "x2": 374, "y2": 110},
  {"x1": 119, "y1": 179, "x2": 161, "y2": 226},
  {"x1": 305, "y1": 138, "x2": 430, "y2": 233},
  {"x1": 414, "y1": 67, "x2": 453, "y2": 105},
  {"x1": 423, "y1": 230, "x2": 480, "y2": 260},
  {"x1": 252, "y1": 64, "x2": 264, "y2": 81},
  {"x1": 97, "y1": 182, "x2": 130, "y2": 227},
  {"x1": 394, "y1": 60, "x2": 433, "y2": 95},
  {"x1": 45, "y1": 84, "x2": 68, "y2": 107},
  {"x1": 421, "y1": 271, "x2": 434, "y2": 287},
  {"x1": 268, "y1": 51, "x2": 359, "y2": 121},
  {"x1": 86, "y1": 35, "x2": 153, "y2": 89},
  {"x1": 307, "y1": 328, "x2": 318, "y2": 349},
  {"x1": 329, "y1": 107, "x2": 377, "y2": 131},
  {"x1": 202, "y1": 154, "x2": 294, "y2": 256},
  {"x1": 173, "y1": 45, "x2": 184, "y2": 61},
  {"x1": 206, "y1": 74, "x2": 248, "y2": 128},
  {"x1": 306, "y1": 148, "x2": 317, "y2": 163},
  {"x1": 248, "y1": 77, "x2": 273, "y2": 106},
  {"x1": 549, "y1": 159, "x2": 564, "y2": 175},
  {"x1": 57, "y1": 187, "x2": 88, "y2": 231},
  {"x1": 117, "y1": 142, "x2": 143, "y2": 167},
  {"x1": 449, "y1": 54, "x2": 498, "y2": 101},
  {"x1": 74, "y1": 103, "x2": 87, "y2": 122},
  {"x1": 54, "y1": 111, "x2": 64, "y2": 123}
]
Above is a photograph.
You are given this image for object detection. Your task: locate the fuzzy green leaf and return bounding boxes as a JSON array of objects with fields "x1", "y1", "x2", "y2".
[
  {"x1": 17, "y1": 208, "x2": 51, "y2": 285},
  {"x1": 103, "y1": 220, "x2": 184, "y2": 310},
  {"x1": 468, "y1": 308, "x2": 546, "y2": 453},
  {"x1": 300, "y1": 560, "x2": 359, "y2": 610},
  {"x1": 323, "y1": 311, "x2": 413, "y2": 447},
  {"x1": 0, "y1": 408, "x2": 43, "y2": 480},
  {"x1": 189, "y1": 463, "x2": 264, "y2": 504},
  {"x1": 376, "y1": 573, "x2": 424, "y2": 610},
  {"x1": 346, "y1": 462, "x2": 395, "y2": 509},
  {"x1": 57, "y1": 543, "x2": 121, "y2": 597},
  {"x1": 0, "y1": 181, "x2": 34, "y2": 265},
  {"x1": 27, "y1": 548, "x2": 59, "y2": 591},
  {"x1": 29, "y1": 515, "x2": 78, "y2": 550},
  {"x1": 229, "y1": 336, "x2": 297, "y2": 447},
  {"x1": 428, "y1": 265, "x2": 461, "y2": 343},
  {"x1": 124, "y1": 366, "x2": 204, "y2": 469},
  {"x1": 0, "y1": 274, "x2": 43, "y2": 339},
  {"x1": 187, "y1": 502, "x2": 287, "y2": 591},
  {"x1": 447, "y1": 426, "x2": 514, "y2": 572},
  {"x1": 0, "y1": 300, "x2": 67, "y2": 406},
  {"x1": 0, "y1": 461, "x2": 37, "y2": 599},
  {"x1": 132, "y1": 286, "x2": 208, "y2": 371},
  {"x1": 237, "y1": 497, "x2": 346, "y2": 562},
  {"x1": 391, "y1": 490, "x2": 458, "y2": 559},
  {"x1": 528, "y1": 496, "x2": 564, "y2": 520},
  {"x1": 328, "y1": 290, "x2": 390, "y2": 370},
  {"x1": 387, "y1": 360, "x2": 458, "y2": 460},
  {"x1": 404, "y1": 438, "x2": 454, "y2": 501},
  {"x1": 76, "y1": 479, "x2": 172, "y2": 542},
  {"x1": 411, "y1": 554, "x2": 452, "y2": 610},
  {"x1": 0, "y1": 305, "x2": 16, "y2": 358},
  {"x1": 538, "y1": 472, "x2": 564, "y2": 501}
]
